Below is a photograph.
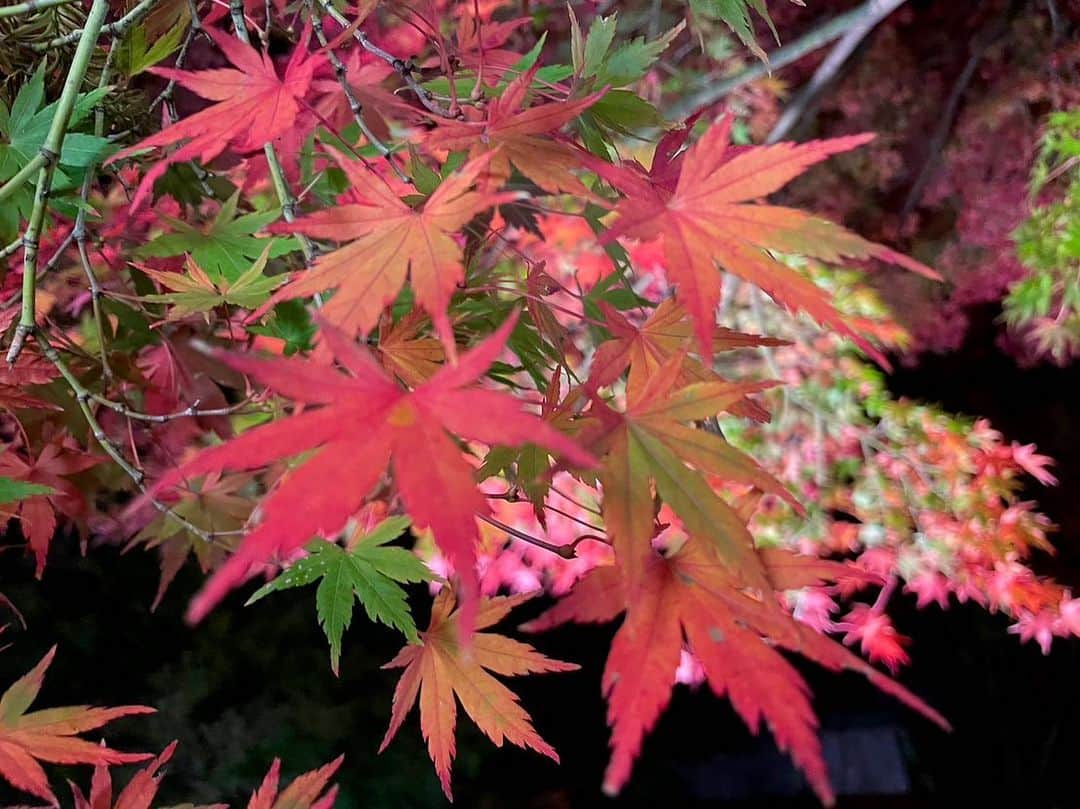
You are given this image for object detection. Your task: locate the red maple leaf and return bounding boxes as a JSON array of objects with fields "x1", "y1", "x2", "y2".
[
  {"x1": 0, "y1": 436, "x2": 102, "y2": 577},
  {"x1": 423, "y1": 66, "x2": 604, "y2": 197},
  {"x1": 109, "y1": 26, "x2": 320, "y2": 209},
  {"x1": 526, "y1": 539, "x2": 948, "y2": 804},
  {"x1": 144, "y1": 312, "x2": 596, "y2": 628},
  {"x1": 70, "y1": 742, "x2": 193, "y2": 809},
  {"x1": 592, "y1": 117, "x2": 940, "y2": 363}
]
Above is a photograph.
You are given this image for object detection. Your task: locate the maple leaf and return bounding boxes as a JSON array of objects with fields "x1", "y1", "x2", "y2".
[
  {"x1": 380, "y1": 591, "x2": 578, "y2": 800},
  {"x1": 143, "y1": 312, "x2": 596, "y2": 629},
  {"x1": 262, "y1": 148, "x2": 505, "y2": 349},
  {"x1": 139, "y1": 247, "x2": 284, "y2": 323},
  {"x1": 376, "y1": 309, "x2": 446, "y2": 387},
  {"x1": 593, "y1": 117, "x2": 940, "y2": 362},
  {"x1": 125, "y1": 472, "x2": 250, "y2": 610},
  {"x1": 246, "y1": 516, "x2": 432, "y2": 674},
  {"x1": 588, "y1": 352, "x2": 798, "y2": 595},
  {"x1": 588, "y1": 297, "x2": 785, "y2": 421},
  {"x1": 0, "y1": 477, "x2": 53, "y2": 505},
  {"x1": 244, "y1": 755, "x2": 343, "y2": 809},
  {"x1": 0, "y1": 647, "x2": 154, "y2": 804},
  {"x1": 136, "y1": 191, "x2": 298, "y2": 281},
  {"x1": 691, "y1": 0, "x2": 782, "y2": 63},
  {"x1": 0, "y1": 346, "x2": 61, "y2": 413},
  {"x1": 527, "y1": 538, "x2": 948, "y2": 804},
  {"x1": 423, "y1": 66, "x2": 604, "y2": 197},
  {"x1": 0, "y1": 63, "x2": 112, "y2": 208},
  {"x1": 0, "y1": 439, "x2": 101, "y2": 578},
  {"x1": 108, "y1": 26, "x2": 320, "y2": 209},
  {"x1": 69, "y1": 741, "x2": 214, "y2": 809}
]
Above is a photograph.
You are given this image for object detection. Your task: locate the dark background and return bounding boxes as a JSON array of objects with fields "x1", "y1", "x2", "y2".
[{"x1": 2, "y1": 305, "x2": 1079, "y2": 809}]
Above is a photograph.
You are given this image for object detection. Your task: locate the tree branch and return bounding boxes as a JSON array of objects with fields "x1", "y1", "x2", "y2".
[
  {"x1": 31, "y1": 0, "x2": 158, "y2": 51},
  {"x1": 7, "y1": 0, "x2": 112, "y2": 364},
  {"x1": 666, "y1": 2, "x2": 875, "y2": 120},
  {"x1": 765, "y1": 0, "x2": 911, "y2": 145},
  {"x1": 0, "y1": 0, "x2": 74, "y2": 18}
]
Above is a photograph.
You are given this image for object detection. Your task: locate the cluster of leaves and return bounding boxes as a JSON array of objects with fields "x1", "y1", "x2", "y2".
[
  {"x1": 1005, "y1": 108, "x2": 1080, "y2": 364},
  {"x1": 470, "y1": 229, "x2": 1065, "y2": 669},
  {"x1": 713, "y1": 266, "x2": 1068, "y2": 662},
  {"x1": 0, "y1": 0, "x2": 1069, "y2": 805}
]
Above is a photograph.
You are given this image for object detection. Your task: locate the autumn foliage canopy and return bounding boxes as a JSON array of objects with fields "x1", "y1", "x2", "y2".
[{"x1": 0, "y1": 0, "x2": 1072, "y2": 804}]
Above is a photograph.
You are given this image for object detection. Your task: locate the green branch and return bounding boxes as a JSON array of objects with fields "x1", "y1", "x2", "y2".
[
  {"x1": 227, "y1": 0, "x2": 317, "y2": 265},
  {"x1": 6, "y1": 0, "x2": 111, "y2": 364},
  {"x1": 31, "y1": 0, "x2": 157, "y2": 51},
  {"x1": 0, "y1": 0, "x2": 74, "y2": 19}
]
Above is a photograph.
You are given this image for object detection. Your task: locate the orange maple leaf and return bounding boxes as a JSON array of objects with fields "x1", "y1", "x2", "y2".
[
  {"x1": 586, "y1": 351, "x2": 797, "y2": 595},
  {"x1": 588, "y1": 297, "x2": 786, "y2": 421},
  {"x1": 245, "y1": 755, "x2": 343, "y2": 809},
  {"x1": 263, "y1": 149, "x2": 506, "y2": 350},
  {"x1": 70, "y1": 742, "x2": 195, "y2": 809},
  {"x1": 593, "y1": 117, "x2": 940, "y2": 363},
  {"x1": 0, "y1": 647, "x2": 153, "y2": 804},
  {"x1": 380, "y1": 591, "x2": 578, "y2": 800}
]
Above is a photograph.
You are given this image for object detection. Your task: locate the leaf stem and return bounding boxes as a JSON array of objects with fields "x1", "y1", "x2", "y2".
[
  {"x1": 477, "y1": 513, "x2": 584, "y2": 559},
  {"x1": 7, "y1": 0, "x2": 112, "y2": 365}
]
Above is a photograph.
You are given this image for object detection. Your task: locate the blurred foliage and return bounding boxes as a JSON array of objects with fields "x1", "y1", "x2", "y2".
[{"x1": 1005, "y1": 109, "x2": 1080, "y2": 364}]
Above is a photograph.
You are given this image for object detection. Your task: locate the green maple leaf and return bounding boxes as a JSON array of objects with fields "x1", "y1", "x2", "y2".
[
  {"x1": 246, "y1": 516, "x2": 432, "y2": 674},
  {"x1": 690, "y1": 0, "x2": 781, "y2": 62},
  {"x1": 139, "y1": 244, "x2": 284, "y2": 320},
  {"x1": 136, "y1": 190, "x2": 298, "y2": 282},
  {"x1": 115, "y1": 21, "x2": 187, "y2": 77},
  {"x1": 0, "y1": 476, "x2": 54, "y2": 505},
  {"x1": 0, "y1": 64, "x2": 114, "y2": 239}
]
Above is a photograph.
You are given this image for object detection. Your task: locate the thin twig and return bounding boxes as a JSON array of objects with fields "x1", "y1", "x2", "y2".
[
  {"x1": 900, "y1": 10, "x2": 1014, "y2": 218},
  {"x1": 0, "y1": 156, "x2": 46, "y2": 205},
  {"x1": 0, "y1": 238, "x2": 21, "y2": 261},
  {"x1": 33, "y1": 329, "x2": 227, "y2": 547},
  {"x1": 477, "y1": 513, "x2": 584, "y2": 559},
  {"x1": 0, "y1": 0, "x2": 75, "y2": 18},
  {"x1": 226, "y1": 0, "x2": 318, "y2": 265},
  {"x1": 74, "y1": 38, "x2": 121, "y2": 380},
  {"x1": 149, "y1": 0, "x2": 203, "y2": 120},
  {"x1": 32, "y1": 0, "x2": 158, "y2": 51},
  {"x1": 312, "y1": 0, "x2": 453, "y2": 117},
  {"x1": 305, "y1": 0, "x2": 404, "y2": 177},
  {"x1": 88, "y1": 391, "x2": 260, "y2": 422}
]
